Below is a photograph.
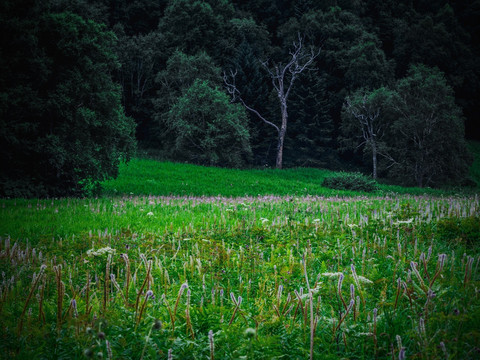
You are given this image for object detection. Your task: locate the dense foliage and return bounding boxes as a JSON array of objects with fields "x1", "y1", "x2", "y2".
[
  {"x1": 388, "y1": 65, "x2": 472, "y2": 187},
  {"x1": 167, "y1": 79, "x2": 251, "y2": 167},
  {"x1": 1, "y1": 0, "x2": 479, "y2": 195},
  {"x1": 0, "y1": 1, "x2": 136, "y2": 197},
  {"x1": 322, "y1": 171, "x2": 378, "y2": 192}
]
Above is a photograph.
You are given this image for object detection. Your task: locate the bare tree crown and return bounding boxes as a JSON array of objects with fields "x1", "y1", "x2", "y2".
[{"x1": 223, "y1": 33, "x2": 320, "y2": 169}]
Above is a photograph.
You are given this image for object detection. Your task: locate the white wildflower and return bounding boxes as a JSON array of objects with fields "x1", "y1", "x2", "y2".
[
  {"x1": 358, "y1": 275, "x2": 373, "y2": 284},
  {"x1": 86, "y1": 247, "x2": 116, "y2": 257},
  {"x1": 146, "y1": 212, "x2": 154, "y2": 216},
  {"x1": 320, "y1": 272, "x2": 343, "y2": 278},
  {"x1": 393, "y1": 218, "x2": 414, "y2": 226}
]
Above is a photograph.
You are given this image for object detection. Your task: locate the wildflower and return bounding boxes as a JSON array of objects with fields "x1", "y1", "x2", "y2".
[
  {"x1": 438, "y1": 254, "x2": 447, "y2": 272},
  {"x1": 320, "y1": 272, "x2": 343, "y2": 278},
  {"x1": 393, "y1": 218, "x2": 414, "y2": 226},
  {"x1": 337, "y1": 273, "x2": 344, "y2": 294},
  {"x1": 106, "y1": 340, "x2": 112, "y2": 359},
  {"x1": 419, "y1": 317, "x2": 426, "y2": 336},
  {"x1": 86, "y1": 247, "x2": 116, "y2": 257},
  {"x1": 71, "y1": 299, "x2": 78, "y2": 317},
  {"x1": 146, "y1": 212, "x2": 154, "y2": 216},
  {"x1": 351, "y1": 264, "x2": 360, "y2": 286},
  {"x1": 209, "y1": 330, "x2": 214, "y2": 358},
  {"x1": 410, "y1": 261, "x2": 425, "y2": 288},
  {"x1": 396, "y1": 335, "x2": 402, "y2": 349},
  {"x1": 358, "y1": 275, "x2": 373, "y2": 284}
]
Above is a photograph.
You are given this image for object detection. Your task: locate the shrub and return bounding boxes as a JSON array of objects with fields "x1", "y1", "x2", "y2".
[{"x1": 322, "y1": 172, "x2": 378, "y2": 192}]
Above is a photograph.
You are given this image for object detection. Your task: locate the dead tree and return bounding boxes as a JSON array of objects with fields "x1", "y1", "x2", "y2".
[
  {"x1": 224, "y1": 35, "x2": 320, "y2": 169},
  {"x1": 343, "y1": 89, "x2": 397, "y2": 179}
]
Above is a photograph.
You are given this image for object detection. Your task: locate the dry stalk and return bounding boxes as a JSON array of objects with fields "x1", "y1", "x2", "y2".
[
  {"x1": 17, "y1": 264, "x2": 46, "y2": 334},
  {"x1": 135, "y1": 259, "x2": 153, "y2": 313},
  {"x1": 54, "y1": 265, "x2": 65, "y2": 331}
]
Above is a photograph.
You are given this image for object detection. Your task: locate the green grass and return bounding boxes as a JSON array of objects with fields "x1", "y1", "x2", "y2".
[
  {"x1": 102, "y1": 158, "x2": 456, "y2": 197},
  {"x1": 0, "y1": 195, "x2": 479, "y2": 359},
  {"x1": 1, "y1": 157, "x2": 479, "y2": 359}
]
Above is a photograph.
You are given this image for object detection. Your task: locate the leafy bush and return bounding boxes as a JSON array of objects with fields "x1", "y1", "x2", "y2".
[
  {"x1": 167, "y1": 79, "x2": 252, "y2": 167},
  {"x1": 322, "y1": 172, "x2": 378, "y2": 192}
]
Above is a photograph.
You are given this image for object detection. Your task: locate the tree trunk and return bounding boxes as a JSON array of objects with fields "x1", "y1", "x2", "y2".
[
  {"x1": 415, "y1": 163, "x2": 424, "y2": 188},
  {"x1": 276, "y1": 129, "x2": 286, "y2": 169},
  {"x1": 276, "y1": 108, "x2": 288, "y2": 169},
  {"x1": 372, "y1": 141, "x2": 377, "y2": 180}
]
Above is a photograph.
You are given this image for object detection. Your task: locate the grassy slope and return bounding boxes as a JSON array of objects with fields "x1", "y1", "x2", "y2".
[{"x1": 102, "y1": 158, "x2": 458, "y2": 197}]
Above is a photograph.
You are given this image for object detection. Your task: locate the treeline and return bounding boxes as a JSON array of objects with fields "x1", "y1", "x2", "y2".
[{"x1": 1, "y1": 0, "x2": 479, "y2": 196}]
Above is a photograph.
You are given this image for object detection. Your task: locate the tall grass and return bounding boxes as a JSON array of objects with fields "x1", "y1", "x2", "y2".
[{"x1": 1, "y1": 194, "x2": 479, "y2": 359}]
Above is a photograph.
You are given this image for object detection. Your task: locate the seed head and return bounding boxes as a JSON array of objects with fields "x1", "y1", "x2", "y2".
[
  {"x1": 83, "y1": 348, "x2": 94, "y2": 358},
  {"x1": 153, "y1": 319, "x2": 162, "y2": 330},
  {"x1": 245, "y1": 327, "x2": 256, "y2": 339}
]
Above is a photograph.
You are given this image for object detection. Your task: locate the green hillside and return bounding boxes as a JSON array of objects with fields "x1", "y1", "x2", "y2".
[{"x1": 102, "y1": 158, "x2": 458, "y2": 197}]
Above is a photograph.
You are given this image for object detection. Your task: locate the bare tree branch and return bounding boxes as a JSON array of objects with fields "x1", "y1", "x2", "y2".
[
  {"x1": 223, "y1": 70, "x2": 280, "y2": 133},
  {"x1": 224, "y1": 33, "x2": 320, "y2": 169}
]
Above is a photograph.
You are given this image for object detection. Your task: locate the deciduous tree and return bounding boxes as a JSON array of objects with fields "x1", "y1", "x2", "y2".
[
  {"x1": 224, "y1": 35, "x2": 320, "y2": 169},
  {"x1": 167, "y1": 79, "x2": 251, "y2": 167},
  {"x1": 341, "y1": 87, "x2": 395, "y2": 179},
  {"x1": 389, "y1": 64, "x2": 472, "y2": 187}
]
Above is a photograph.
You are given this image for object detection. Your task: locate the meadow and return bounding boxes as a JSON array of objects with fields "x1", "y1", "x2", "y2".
[
  {"x1": 101, "y1": 158, "x2": 457, "y2": 198},
  {"x1": 1, "y1": 159, "x2": 480, "y2": 359}
]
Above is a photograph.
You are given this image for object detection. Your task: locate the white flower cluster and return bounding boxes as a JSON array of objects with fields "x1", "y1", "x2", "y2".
[
  {"x1": 393, "y1": 218, "x2": 414, "y2": 226},
  {"x1": 357, "y1": 275, "x2": 373, "y2": 284},
  {"x1": 86, "y1": 247, "x2": 116, "y2": 257},
  {"x1": 320, "y1": 272, "x2": 343, "y2": 278}
]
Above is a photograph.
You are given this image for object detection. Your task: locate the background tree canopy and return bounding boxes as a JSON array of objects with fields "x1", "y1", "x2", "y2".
[
  {"x1": 0, "y1": 3, "x2": 136, "y2": 197},
  {"x1": 1, "y1": 0, "x2": 478, "y2": 196}
]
